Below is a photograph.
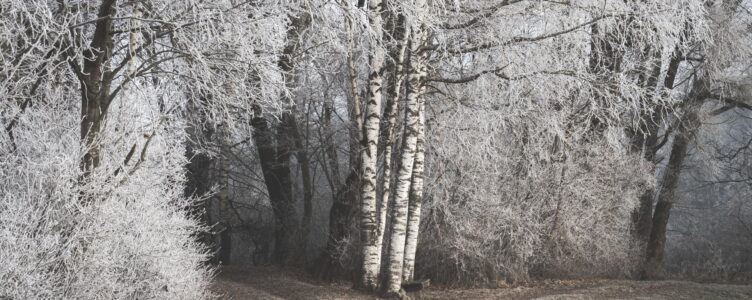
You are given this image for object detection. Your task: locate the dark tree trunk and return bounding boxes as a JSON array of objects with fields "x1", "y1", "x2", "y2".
[
  {"x1": 629, "y1": 33, "x2": 689, "y2": 270},
  {"x1": 252, "y1": 114, "x2": 299, "y2": 266},
  {"x1": 629, "y1": 48, "x2": 664, "y2": 243},
  {"x1": 590, "y1": 19, "x2": 667, "y2": 246},
  {"x1": 184, "y1": 127, "x2": 214, "y2": 198},
  {"x1": 629, "y1": 32, "x2": 687, "y2": 245},
  {"x1": 184, "y1": 147, "x2": 214, "y2": 208},
  {"x1": 311, "y1": 97, "x2": 358, "y2": 279},
  {"x1": 247, "y1": 10, "x2": 311, "y2": 266},
  {"x1": 79, "y1": 0, "x2": 117, "y2": 180},
  {"x1": 322, "y1": 100, "x2": 341, "y2": 193},
  {"x1": 641, "y1": 134, "x2": 688, "y2": 279},
  {"x1": 284, "y1": 112, "x2": 314, "y2": 261},
  {"x1": 628, "y1": 119, "x2": 660, "y2": 245},
  {"x1": 184, "y1": 96, "x2": 218, "y2": 263},
  {"x1": 633, "y1": 187, "x2": 656, "y2": 242},
  {"x1": 185, "y1": 149, "x2": 215, "y2": 234},
  {"x1": 641, "y1": 78, "x2": 706, "y2": 279},
  {"x1": 313, "y1": 6, "x2": 365, "y2": 281},
  {"x1": 313, "y1": 170, "x2": 359, "y2": 280},
  {"x1": 217, "y1": 228, "x2": 232, "y2": 265}
]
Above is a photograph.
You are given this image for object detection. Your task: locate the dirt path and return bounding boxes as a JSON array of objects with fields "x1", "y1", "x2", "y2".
[
  {"x1": 213, "y1": 267, "x2": 375, "y2": 300},
  {"x1": 212, "y1": 267, "x2": 752, "y2": 299}
]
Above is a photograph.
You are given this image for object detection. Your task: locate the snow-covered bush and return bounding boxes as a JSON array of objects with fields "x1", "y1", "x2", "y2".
[
  {"x1": 417, "y1": 110, "x2": 651, "y2": 284},
  {"x1": 0, "y1": 92, "x2": 214, "y2": 299},
  {"x1": 0, "y1": 0, "x2": 293, "y2": 297},
  {"x1": 411, "y1": 0, "x2": 710, "y2": 285}
]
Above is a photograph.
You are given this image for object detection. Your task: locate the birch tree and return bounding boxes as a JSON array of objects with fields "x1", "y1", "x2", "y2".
[
  {"x1": 359, "y1": 0, "x2": 387, "y2": 290},
  {"x1": 402, "y1": 94, "x2": 426, "y2": 282},
  {"x1": 384, "y1": 0, "x2": 429, "y2": 293},
  {"x1": 375, "y1": 9, "x2": 409, "y2": 284}
]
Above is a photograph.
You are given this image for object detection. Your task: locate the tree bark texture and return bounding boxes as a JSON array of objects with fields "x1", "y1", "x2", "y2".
[
  {"x1": 631, "y1": 41, "x2": 683, "y2": 250},
  {"x1": 289, "y1": 113, "x2": 314, "y2": 259},
  {"x1": 374, "y1": 11, "x2": 409, "y2": 284},
  {"x1": 314, "y1": 170, "x2": 359, "y2": 280},
  {"x1": 252, "y1": 114, "x2": 299, "y2": 266},
  {"x1": 385, "y1": 5, "x2": 428, "y2": 292},
  {"x1": 346, "y1": 11, "x2": 364, "y2": 170},
  {"x1": 402, "y1": 95, "x2": 426, "y2": 282},
  {"x1": 280, "y1": 13, "x2": 313, "y2": 256},
  {"x1": 360, "y1": 0, "x2": 387, "y2": 291},
  {"x1": 79, "y1": 0, "x2": 117, "y2": 179}
]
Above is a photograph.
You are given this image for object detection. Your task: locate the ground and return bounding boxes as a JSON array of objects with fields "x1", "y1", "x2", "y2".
[{"x1": 212, "y1": 267, "x2": 752, "y2": 300}]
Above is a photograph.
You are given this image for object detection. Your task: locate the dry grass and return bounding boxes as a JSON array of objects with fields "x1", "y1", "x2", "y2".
[{"x1": 213, "y1": 267, "x2": 752, "y2": 300}]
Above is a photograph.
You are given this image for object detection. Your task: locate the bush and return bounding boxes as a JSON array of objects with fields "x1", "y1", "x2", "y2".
[
  {"x1": 417, "y1": 108, "x2": 650, "y2": 284},
  {"x1": 0, "y1": 100, "x2": 213, "y2": 299}
]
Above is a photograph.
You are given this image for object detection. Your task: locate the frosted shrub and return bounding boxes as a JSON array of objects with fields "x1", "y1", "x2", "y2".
[
  {"x1": 419, "y1": 134, "x2": 650, "y2": 284},
  {"x1": 416, "y1": 85, "x2": 653, "y2": 283},
  {"x1": 540, "y1": 145, "x2": 648, "y2": 277},
  {"x1": 409, "y1": 0, "x2": 708, "y2": 285},
  {"x1": 0, "y1": 99, "x2": 213, "y2": 299},
  {"x1": 0, "y1": 0, "x2": 293, "y2": 297}
]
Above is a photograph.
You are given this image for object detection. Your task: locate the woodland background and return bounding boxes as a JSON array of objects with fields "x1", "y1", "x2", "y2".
[{"x1": 1, "y1": 0, "x2": 752, "y2": 298}]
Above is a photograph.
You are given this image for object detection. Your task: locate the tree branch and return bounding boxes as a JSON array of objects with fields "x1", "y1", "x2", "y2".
[
  {"x1": 444, "y1": 15, "x2": 612, "y2": 54},
  {"x1": 440, "y1": 0, "x2": 525, "y2": 30}
]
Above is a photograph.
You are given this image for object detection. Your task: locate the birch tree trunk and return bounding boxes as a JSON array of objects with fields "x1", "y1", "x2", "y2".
[
  {"x1": 359, "y1": 0, "x2": 387, "y2": 290},
  {"x1": 385, "y1": 2, "x2": 428, "y2": 291},
  {"x1": 374, "y1": 12, "x2": 409, "y2": 281},
  {"x1": 402, "y1": 94, "x2": 426, "y2": 282}
]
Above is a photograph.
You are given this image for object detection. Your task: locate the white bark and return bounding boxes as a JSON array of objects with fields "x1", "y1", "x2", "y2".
[
  {"x1": 384, "y1": 72, "x2": 419, "y2": 295},
  {"x1": 346, "y1": 11, "x2": 363, "y2": 165},
  {"x1": 374, "y1": 13, "x2": 409, "y2": 283},
  {"x1": 402, "y1": 93, "x2": 426, "y2": 282},
  {"x1": 359, "y1": 0, "x2": 386, "y2": 290},
  {"x1": 386, "y1": 3, "x2": 428, "y2": 292}
]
